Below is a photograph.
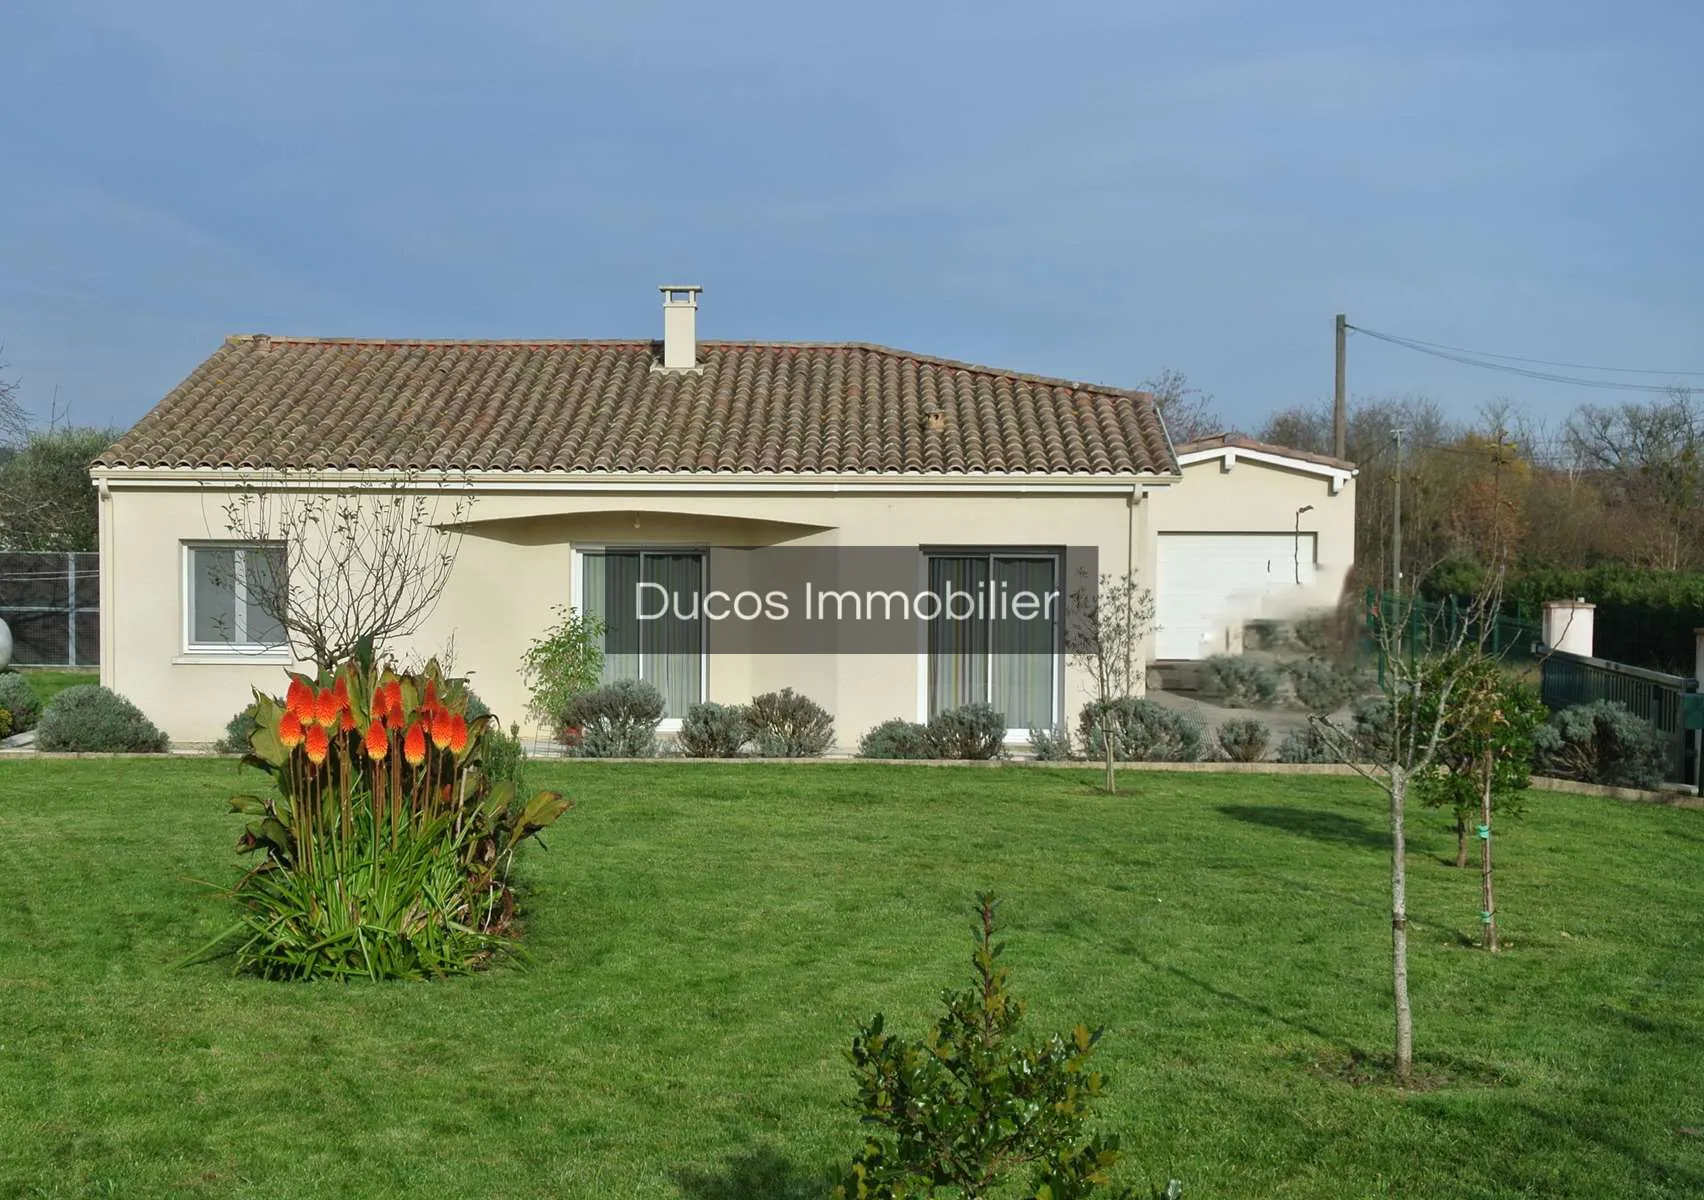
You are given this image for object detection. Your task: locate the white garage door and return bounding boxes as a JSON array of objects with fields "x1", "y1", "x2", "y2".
[{"x1": 1155, "y1": 533, "x2": 1317, "y2": 660}]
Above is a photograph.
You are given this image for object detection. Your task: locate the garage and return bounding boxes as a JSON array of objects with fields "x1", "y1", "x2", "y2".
[{"x1": 1154, "y1": 532, "x2": 1318, "y2": 660}]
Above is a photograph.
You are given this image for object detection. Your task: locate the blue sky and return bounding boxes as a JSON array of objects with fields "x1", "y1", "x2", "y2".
[{"x1": 3, "y1": 0, "x2": 1700, "y2": 436}]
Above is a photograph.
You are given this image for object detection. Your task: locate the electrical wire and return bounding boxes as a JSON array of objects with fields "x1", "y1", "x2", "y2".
[{"x1": 1348, "y1": 325, "x2": 1701, "y2": 393}]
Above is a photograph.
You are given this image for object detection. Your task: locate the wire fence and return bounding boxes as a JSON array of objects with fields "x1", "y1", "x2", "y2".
[
  {"x1": 1362, "y1": 588, "x2": 1542, "y2": 681},
  {"x1": 0, "y1": 551, "x2": 100, "y2": 667}
]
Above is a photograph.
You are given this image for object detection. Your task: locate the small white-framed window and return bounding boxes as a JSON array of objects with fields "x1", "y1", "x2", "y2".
[{"x1": 184, "y1": 541, "x2": 288, "y2": 654}]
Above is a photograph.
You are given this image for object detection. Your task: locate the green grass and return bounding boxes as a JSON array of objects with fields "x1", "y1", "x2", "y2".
[
  {"x1": 1, "y1": 761, "x2": 1700, "y2": 1199},
  {"x1": 12, "y1": 667, "x2": 98, "y2": 706}
]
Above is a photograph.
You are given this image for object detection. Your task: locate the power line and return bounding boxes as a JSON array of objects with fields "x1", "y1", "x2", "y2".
[
  {"x1": 1348, "y1": 325, "x2": 1701, "y2": 393},
  {"x1": 1347, "y1": 327, "x2": 1704, "y2": 377}
]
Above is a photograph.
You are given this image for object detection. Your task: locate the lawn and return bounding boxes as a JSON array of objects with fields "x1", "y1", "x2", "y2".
[
  {"x1": 1, "y1": 761, "x2": 1700, "y2": 1199},
  {"x1": 9, "y1": 667, "x2": 97, "y2": 706}
]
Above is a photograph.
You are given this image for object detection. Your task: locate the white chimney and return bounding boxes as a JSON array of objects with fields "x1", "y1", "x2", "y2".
[
  {"x1": 1542, "y1": 600, "x2": 1595, "y2": 658},
  {"x1": 659, "y1": 285, "x2": 702, "y2": 371}
]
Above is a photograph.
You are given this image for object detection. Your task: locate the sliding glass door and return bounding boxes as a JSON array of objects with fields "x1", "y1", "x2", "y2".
[
  {"x1": 580, "y1": 549, "x2": 705, "y2": 719},
  {"x1": 926, "y1": 552, "x2": 1059, "y2": 733}
]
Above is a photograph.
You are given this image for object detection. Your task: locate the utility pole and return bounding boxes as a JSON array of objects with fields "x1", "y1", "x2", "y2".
[
  {"x1": 1391, "y1": 428, "x2": 1407, "y2": 596},
  {"x1": 1334, "y1": 314, "x2": 1348, "y2": 461}
]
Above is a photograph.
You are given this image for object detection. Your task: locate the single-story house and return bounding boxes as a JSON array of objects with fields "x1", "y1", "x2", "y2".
[{"x1": 92, "y1": 286, "x2": 1356, "y2": 748}]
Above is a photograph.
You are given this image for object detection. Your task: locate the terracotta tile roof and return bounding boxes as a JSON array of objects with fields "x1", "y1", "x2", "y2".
[
  {"x1": 1177, "y1": 432, "x2": 1356, "y2": 471},
  {"x1": 96, "y1": 337, "x2": 1178, "y2": 477}
]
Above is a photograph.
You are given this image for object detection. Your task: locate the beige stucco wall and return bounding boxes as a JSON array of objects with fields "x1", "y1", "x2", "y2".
[
  {"x1": 97, "y1": 457, "x2": 1356, "y2": 748},
  {"x1": 98, "y1": 479, "x2": 1152, "y2": 746},
  {"x1": 1143, "y1": 452, "x2": 1357, "y2": 652}
]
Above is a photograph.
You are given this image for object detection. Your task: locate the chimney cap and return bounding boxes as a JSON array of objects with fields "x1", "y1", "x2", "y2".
[{"x1": 659, "y1": 285, "x2": 702, "y2": 304}]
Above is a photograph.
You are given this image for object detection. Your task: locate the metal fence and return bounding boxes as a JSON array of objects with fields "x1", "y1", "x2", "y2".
[
  {"x1": 0, "y1": 551, "x2": 100, "y2": 667},
  {"x1": 1363, "y1": 588, "x2": 1542, "y2": 681},
  {"x1": 1539, "y1": 649, "x2": 1700, "y2": 788}
]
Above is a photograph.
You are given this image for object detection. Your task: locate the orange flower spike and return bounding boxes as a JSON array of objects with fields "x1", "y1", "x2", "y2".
[
  {"x1": 304, "y1": 723, "x2": 330, "y2": 766},
  {"x1": 278, "y1": 709, "x2": 305, "y2": 749},
  {"x1": 430, "y1": 712, "x2": 452, "y2": 751},
  {"x1": 364, "y1": 719, "x2": 388, "y2": 761},
  {"x1": 385, "y1": 680, "x2": 405, "y2": 725},
  {"x1": 285, "y1": 678, "x2": 314, "y2": 720},
  {"x1": 339, "y1": 705, "x2": 358, "y2": 733},
  {"x1": 313, "y1": 687, "x2": 340, "y2": 729},
  {"x1": 403, "y1": 721, "x2": 427, "y2": 766},
  {"x1": 447, "y1": 713, "x2": 469, "y2": 755},
  {"x1": 424, "y1": 679, "x2": 439, "y2": 710}
]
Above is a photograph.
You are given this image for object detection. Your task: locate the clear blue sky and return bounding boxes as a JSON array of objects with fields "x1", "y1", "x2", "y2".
[{"x1": 3, "y1": 0, "x2": 1700, "y2": 437}]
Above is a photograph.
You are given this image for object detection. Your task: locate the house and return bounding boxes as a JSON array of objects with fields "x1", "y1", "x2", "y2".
[{"x1": 91, "y1": 287, "x2": 1357, "y2": 747}]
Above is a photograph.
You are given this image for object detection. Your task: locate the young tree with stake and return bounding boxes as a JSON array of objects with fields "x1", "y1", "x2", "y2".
[{"x1": 1064, "y1": 569, "x2": 1157, "y2": 795}]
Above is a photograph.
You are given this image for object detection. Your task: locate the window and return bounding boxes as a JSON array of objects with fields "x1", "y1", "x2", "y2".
[
  {"x1": 185, "y1": 542, "x2": 287, "y2": 653},
  {"x1": 580, "y1": 549, "x2": 705, "y2": 719},
  {"x1": 926, "y1": 553, "x2": 1059, "y2": 733}
]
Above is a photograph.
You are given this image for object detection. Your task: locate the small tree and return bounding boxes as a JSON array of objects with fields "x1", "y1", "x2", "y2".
[
  {"x1": 216, "y1": 473, "x2": 473, "y2": 671},
  {"x1": 1310, "y1": 582, "x2": 1510, "y2": 1083},
  {"x1": 835, "y1": 894, "x2": 1173, "y2": 1200},
  {"x1": 0, "y1": 427, "x2": 118, "y2": 551},
  {"x1": 1065, "y1": 569, "x2": 1157, "y2": 794},
  {"x1": 520, "y1": 604, "x2": 605, "y2": 734}
]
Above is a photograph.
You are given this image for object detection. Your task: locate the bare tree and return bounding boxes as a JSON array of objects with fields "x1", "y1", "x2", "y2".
[
  {"x1": 1142, "y1": 368, "x2": 1223, "y2": 445},
  {"x1": 1564, "y1": 388, "x2": 1704, "y2": 570},
  {"x1": 1063, "y1": 568, "x2": 1157, "y2": 794},
  {"x1": 216, "y1": 474, "x2": 475, "y2": 671},
  {"x1": 0, "y1": 349, "x2": 26, "y2": 449}
]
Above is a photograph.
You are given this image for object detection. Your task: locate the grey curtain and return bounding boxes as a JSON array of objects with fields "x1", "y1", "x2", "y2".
[
  {"x1": 928, "y1": 556, "x2": 989, "y2": 714},
  {"x1": 990, "y1": 557, "x2": 1056, "y2": 730},
  {"x1": 583, "y1": 550, "x2": 702, "y2": 717}
]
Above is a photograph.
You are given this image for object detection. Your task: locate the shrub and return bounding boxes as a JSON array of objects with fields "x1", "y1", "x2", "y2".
[
  {"x1": 521, "y1": 605, "x2": 605, "y2": 731},
  {"x1": 1276, "y1": 724, "x2": 1337, "y2": 764},
  {"x1": 0, "y1": 706, "x2": 11, "y2": 740},
  {"x1": 215, "y1": 706, "x2": 260, "y2": 754},
  {"x1": 36, "y1": 686, "x2": 169, "y2": 753},
  {"x1": 1287, "y1": 657, "x2": 1365, "y2": 713},
  {"x1": 1076, "y1": 697, "x2": 1206, "y2": 763},
  {"x1": 745, "y1": 688, "x2": 834, "y2": 758},
  {"x1": 481, "y1": 721, "x2": 528, "y2": 792},
  {"x1": 1204, "y1": 655, "x2": 1280, "y2": 708},
  {"x1": 678, "y1": 701, "x2": 749, "y2": 758},
  {"x1": 835, "y1": 894, "x2": 1166, "y2": 1199},
  {"x1": 926, "y1": 702, "x2": 1006, "y2": 760},
  {"x1": 460, "y1": 686, "x2": 493, "y2": 724},
  {"x1": 0, "y1": 672, "x2": 42, "y2": 733},
  {"x1": 1215, "y1": 717, "x2": 1271, "y2": 762},
  {"x1": 563, "y1": 679, "x2": 664, "y2": 758},
  {"x1": 1533, "y1": 700, "x2": 1667, "y2": 791},
  {"x1": 857, "y1": 719, "x2": 935, "y2": 759},
  {"x1": 201, "y1": 661, "x2": 568, "y2": 980},
  {"x1": 1028, "y1": 725, "x2": 1075, "y2": 761},
  {"x1": 1350, "y1": 695, "x2": 1394, "y2": 760}
]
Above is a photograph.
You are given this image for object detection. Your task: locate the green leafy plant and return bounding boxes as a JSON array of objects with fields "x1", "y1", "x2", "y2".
[
  {"x1": 198, "y1": 658, "x2": 569, "y2": 980},
  {"x1": 1214, "y1": 718, "x2": 1271, "y2": 762},
  {"x1": 1027, "y1": 726, "x2": 1075, "y2": 761},
  {"x1": 215, "y1": 705, "x2": 259, "y2": 754},
  {"x1": 835, "y1": 894, "x2": 1171, "y2": 1200},
  {"x1": 1532, "y1": 699, "x2": 1667, "y2": 791},
  {"x1": 35, "y1": 685, "x2": 168, "y2": 753},
  {"x1": 1413, "y1": 657, "x2": 1546, "y2": 868},
  {"x1": 745, "y1": 688, "x2": 835, "y2": 758},
  {"x1": 481, "y1": 720, "x2": 528, "y2": 792},
  {"x1": 1286, "y1": 658, "x2": 1365, "y2": 713},
  {"x1": 1204, "y1": 655, "x2": 1280, "y2": 708},
  {"x1": 858, "y1": 719, "x2": 935, "y2": 760},
  {"x1": 926, "y1": 703, "x2": 1007, "y2": 760},
  {"x1": 0, "y1": 672, "x2": 42, "y2": 733},
  {"x1": 521, "y1": 605, "x2": 605, "y2": 735},
  {"x1": 1275, "y1": 725, "x2": 1336, "y2": 764},
  {"x1": 1076, "y1": 698, "x2": 1206, "y2": 764},
  {"x1": 0, "y1": 706, "x2": 11, "y2": 740},
  {"x1": 563, "y1": 679, "x2": 664, "y2": 758},
  {"x1": 678, "y1": 701, "x2": 750, "y2": 758}
]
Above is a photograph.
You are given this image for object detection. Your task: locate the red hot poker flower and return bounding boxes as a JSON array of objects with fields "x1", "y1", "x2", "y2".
[
  {"x1": 304, "y1": 723, "x2": 330, "y2": 766},
  {"x1": 364, "y1": 719, "x2": 388, "y2": 761},
  {"x1": 403, "y1": 721, "x2": 427, "y2": 766},
  {"x1": 278, "y1": 709, "x2": 305, "y2": 749},
  {"x1": 447, "y1": 713, "x2": 469, "y2": 754},
  {"x1": 285, "y1": 678, "x2": 314, "y2": 720},
  {"x1": 313, "y1": 687, "x2": 340, "y2": 729},
  {"x1": 429, "y1": 712, "x2": 451, "y2": 751}
]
